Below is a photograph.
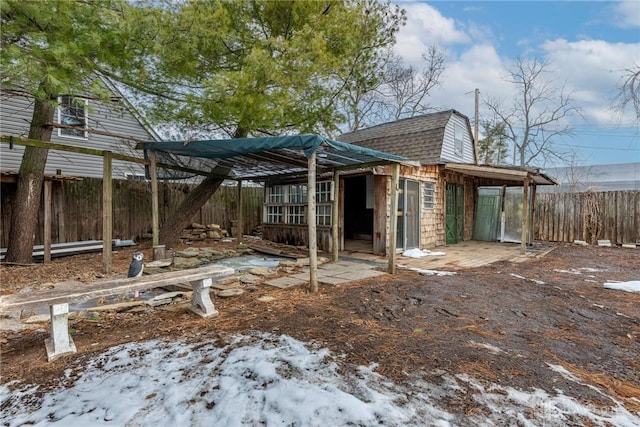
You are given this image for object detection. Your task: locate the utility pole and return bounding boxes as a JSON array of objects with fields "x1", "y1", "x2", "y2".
[{"x1": 474, "y1": 88, "x2": 479, "y2": 163}]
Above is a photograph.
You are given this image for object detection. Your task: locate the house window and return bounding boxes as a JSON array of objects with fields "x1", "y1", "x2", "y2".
[
  {"x1": 423, "y1": 182, "x2": 435, "y2": 209},
  {"x1": 264, "y1": 181, "x2": 333, "y2": 226},
  {"x1": 268, "y1": 185, "x2": 285, "y2": 203},
  {"x1": 454, "y1": 124, "x2": 464, "y2": 157},
  {"x1": 288, "y1": 205, "x2": 307, "y2": 225},
  {"x1": 266, "y1": 205, "x2": 284, "y2": 223},
  {"x1": 58, "y1": 96, "x2": 88, "y2": 138},
  {"x1": 316, "y1": 205, "x2": 332, "y2": 226}
]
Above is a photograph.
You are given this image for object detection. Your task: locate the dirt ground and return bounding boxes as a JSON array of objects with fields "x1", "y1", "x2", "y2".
[{"x1": 1, "y1": 241, "x2": 639, "y2": 418}]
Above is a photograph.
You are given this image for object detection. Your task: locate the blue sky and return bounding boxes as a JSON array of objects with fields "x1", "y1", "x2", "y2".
[{"x1": 393, "y1": 1, "x2": 640, "y2": 167}]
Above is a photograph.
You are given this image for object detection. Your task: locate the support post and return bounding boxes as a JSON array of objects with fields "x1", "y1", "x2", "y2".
[
  {"x1": 521, "y1": 175, "x2": 530, "y2": 254},
  {"x1": 308, "y1": 152, "x2": 318, "y2": 292},
  {"x1": 190, "y1": 278, "x2": 218, "y2": 317},
  {"x1": 388, "y1": 163, "x2": 400, "y2": 274},
  {"x1": 43, "y1": 180, "x2": 52, "y2": 263},
  {"x1": 530, "y1": 182, "x2": 537, "y2": 245},
  {"x1": 331, "y1": 168, "x2": 339, "y2": 262},
  {"x1": 237, "y1": 179, "x2": 244, "y2": 243},
  {"x1": 44, "y1": 303, "x2": 77, "y2": 361},
  {"x1": 102, "y1": 151, "x2": 113, "y2": 274},
  {"x1": 150, "y1": 150, "x2": 160, "y2": 252}
]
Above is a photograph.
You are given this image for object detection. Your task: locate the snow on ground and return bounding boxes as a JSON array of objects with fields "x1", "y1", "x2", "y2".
[
  {"x1": 603, "y1": 281, "x2": 640, "y2": 293},
  {"x1": 509, "y1": 273, "x2": 545, "y2": 285},
  {"x1": 402, "y1": 248, "x2": 446, "y2": 258},
  {"x1": 1, "y1": 333, "x2": 639, "y2": 427},
  {"x1": 407, "y1": 267, "x2": 456, "y2": 276}
]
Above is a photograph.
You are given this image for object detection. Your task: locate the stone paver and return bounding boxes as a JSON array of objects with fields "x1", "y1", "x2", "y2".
[
  {"x1": 264, "y1": 276, "x2": 308, "y2": 289},
  {"x1": 332, "y1": 269, "x2": 386, "y2": 281},
  {"x1": 318, "y1": 276, "x2": 351, "y2": 286}
]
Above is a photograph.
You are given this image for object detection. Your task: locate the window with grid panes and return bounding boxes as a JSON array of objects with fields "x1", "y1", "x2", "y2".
[
  {"x1": 423, "y1": 182, "x2": 435, "y2": 209},
  {"x1": 288, "y1": 205, "x2": 307, "y2": 224},
  {"x1": 316, "y1": 204, "x2": 332, "y2": 226},
  {"x1": 58, "y1": 95, "x2": 88, "y2": 139},
  {"x1": 263, "y1": 181, "x2": 333, "y2": 226},
  {"x1": 266, "y1": 205, "x2": 284, "y2": 223}
]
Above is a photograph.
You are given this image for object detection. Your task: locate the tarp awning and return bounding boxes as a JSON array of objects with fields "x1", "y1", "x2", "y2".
[
  {"x1": 139, "y1": 134, "x2": 411, "y2": 181},
  {"x1": 445, "y1": 163, "x2": 558, "y2": 185}
]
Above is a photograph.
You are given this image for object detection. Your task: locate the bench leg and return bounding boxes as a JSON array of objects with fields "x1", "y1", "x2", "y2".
[
  {"x1": 190, "y1": 278, "x2": 218, "y2": 318},
  {"x1": 44, "y1": 303, "x2": 77, "y2": 361}
]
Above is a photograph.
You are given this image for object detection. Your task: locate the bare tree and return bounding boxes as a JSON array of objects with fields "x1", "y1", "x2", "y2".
[
  {"x1": 379, "y1": 45, "x2": 446, "y2": 122},
  {"x1": 485, "y1": 57, "x2": 580, "y2": 167},
  {"x1": 613, "y1": 64, "x2": 640, "y2": 122}
]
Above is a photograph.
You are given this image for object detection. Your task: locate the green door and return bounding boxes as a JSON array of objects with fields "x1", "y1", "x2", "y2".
[{"x1": 446, "y1": 183, "x2": 464, "y2": 244}]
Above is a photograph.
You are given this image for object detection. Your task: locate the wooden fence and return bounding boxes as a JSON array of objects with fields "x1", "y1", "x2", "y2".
[
  {"x1": 0, "y1": 178, "x2": 264, "y2": 247},
  {"x1": 534, "y1": 190, "x2": 639, "y2": 245}
]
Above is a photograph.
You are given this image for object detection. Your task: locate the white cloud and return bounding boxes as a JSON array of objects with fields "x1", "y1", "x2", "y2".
[
  {"x1": 541, "y1": 38, "x2": 640, "y2": 124},
  {"x1": 395, "y1": 2, "x2": 470, "y2": 65},
  {"x1": 612, "y1": 1, "x2": 640, "y2": 28}
]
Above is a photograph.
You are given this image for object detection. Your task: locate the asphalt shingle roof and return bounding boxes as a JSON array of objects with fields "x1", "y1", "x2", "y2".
[{"x1": 338, "y1": 110, "x2": 459, "y2": 164}]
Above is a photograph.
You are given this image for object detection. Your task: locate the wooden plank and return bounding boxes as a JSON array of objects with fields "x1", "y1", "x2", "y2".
[
  {"x1": 102, "y1": 151, "x2": 113, "y2": 274},
  {"x1": 0, "y1": 265, "x2": 234, "y2": 311},
  {"x1": 237, "y1": 180, "x2": 244, "y2": 242},
  {"x1": 521, "y1": 176, "x2": 529, "y2": 254}
]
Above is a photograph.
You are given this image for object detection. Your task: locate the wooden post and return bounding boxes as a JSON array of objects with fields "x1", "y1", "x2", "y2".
[
  {"x1": 149, "y1": 150, "x2": 160, "y2": 250},
  {"x1": 521, "y1": 175, "x2": 530, "y2": 254},
  {"x1": 308, "y1": 152, "x2": 318, "y2": 292},
  {"x1": 530, "y1": 182, "x2": 537, "y2": 244},
  {"x1": 43, "y1": 180, "x2": 52, "y2": 263},
  {"x1": 237, "y1": 179, "x2": 244, "y2": 243},
  {"x1": 102, "y1": 151, "x2": 113, "y2": 274},
  {"x1": 331, "y1": 168, "x2": 339, "y2": 262},
  {"x1": 388, "y1": 163, "x2": 400, "y2": 274}
]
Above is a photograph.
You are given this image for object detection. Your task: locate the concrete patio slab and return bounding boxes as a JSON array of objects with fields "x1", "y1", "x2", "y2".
[
  {"x1": 318, "y1": 276, "x2": 352, "y2": 286},
  {"x1": 332, "y1": 269, "x2": 386, "y2": 281}
]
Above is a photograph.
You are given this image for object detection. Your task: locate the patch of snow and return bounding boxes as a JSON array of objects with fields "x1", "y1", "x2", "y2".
[
  {"x1": 402, "y1": 248, "x2": 446, "y2": 258},
  {"x1": 2, "y1": 333, "x2": 639, "y2": 427},
  {"x1": 408, "y1": 267, "x2": 456, "y2": 276},
  {"x1": 603, "y1": 281, "x2": 640, "y2": 293},
  {"x1": 509, "y1": 273, "x2": 546, "y2": 285}
]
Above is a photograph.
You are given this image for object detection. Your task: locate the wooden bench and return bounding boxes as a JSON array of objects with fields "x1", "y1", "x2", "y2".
[{"x1": 0, "y1": 265, "x2": 234, "y2": 361}]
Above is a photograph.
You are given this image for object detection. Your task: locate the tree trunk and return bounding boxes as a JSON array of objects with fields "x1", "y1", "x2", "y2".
[
  {"x1": 158, "y1": 167, "x2": 230, "y2": 248},
  {"x1": 157, "y1": 127, "x2": 248, "y2": 248},
  {"x1": 5, "y1": 96, "x2": 55, "y2": 263}
]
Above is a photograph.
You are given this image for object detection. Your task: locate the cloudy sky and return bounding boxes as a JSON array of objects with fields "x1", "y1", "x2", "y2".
[{"x1": 392, "y1": 0, "x2": 640, "y2": 166}]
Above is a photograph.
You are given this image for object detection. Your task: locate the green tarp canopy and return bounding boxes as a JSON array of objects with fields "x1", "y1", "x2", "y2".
[{"x1": 139, "y1": 134, "x2": 408, "y2": 181}]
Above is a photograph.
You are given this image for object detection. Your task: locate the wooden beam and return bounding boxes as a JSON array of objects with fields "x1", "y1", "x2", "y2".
[
  {"x1": 331, "y1": 168, "x2": 339, "y2": 262},
  {"x1": 1, "y1": 135, "x2": 219, "y2": 178},
  {"x1": 237, "y1": 179, "x2": 244, "y2": 243},
  {"x1": 308, "y1": 152, "x2": 318, "y2": 293},
  {"x1": 149, "y1": 150, "x2": 160, "y2": 249},
  {"x1": 102, "y1": 151, "x2": 113, "y2": 274},
  {"x1": 521, "y1": 175, "x2": 530, "y2": 255},
  {"x1": 388, "y1": 163, "x2": 400, "y2": 274},
  {"x1": 43, "y1": 180, "x2": 52, "y2": 263}
]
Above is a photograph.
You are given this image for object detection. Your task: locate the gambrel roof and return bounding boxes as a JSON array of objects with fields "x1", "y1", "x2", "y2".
[{"x1": 338, "y1": 110, "x2": 472, "y2": 165}]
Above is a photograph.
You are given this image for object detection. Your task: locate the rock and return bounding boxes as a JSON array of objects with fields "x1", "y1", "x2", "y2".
[
  {"x1": 279, "y1": 260, "x2": 297, "y2": 268},
  {"x1": 257, "y1": 296, "x2": 276, "y2": 302},
  {"x1": 191, "y1": 223, "x2": 207, "y2": 229},
  {"x1": 240, "y1": 274, "x2": 260, "y2": 285},
  {"x1": 173, "y1": 257, "x2": 203, "y2": 269},
  {"x1": 207, "y1": 224, "x2": 221, "y2": 230},
  {"x1": 248, "y1": 267, "x2": 275, "y2": 277},
  {"x1": 146, "y1": 259, "x2": 173, "y2": 268},
  {"x1": 217, "y1": 276, "x2": 240, "y2": 286},
  {"x1": 175, "y1": 249, "x2": 199, "y2": 258},
  {"x1": 217, "y1": 288, "x2": 244, "y2": 298},
  {"x1": 207, "y1": 230, "x2": 221, "y2": 239}
]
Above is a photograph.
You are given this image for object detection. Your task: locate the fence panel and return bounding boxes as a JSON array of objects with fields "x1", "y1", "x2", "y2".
[
  {"x1": 0, "y1": 178, "x2": 264, "y2": 247},
  {"x1": 534, "y1": 190, "x2": 639, "y2": 245}
]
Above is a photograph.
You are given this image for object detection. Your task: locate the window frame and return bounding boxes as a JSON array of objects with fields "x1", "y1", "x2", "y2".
[
  {"x1": 58, "y1": 95, "x2": 88, "y2": 139},
  {"x1": 263, "y1": 181, "x2": 333, "y2": 226},
  {"x1": 423, "y1": 181, "x2": 435, "y2": 209},
  {"x1": 453, "y1": 124, "x2": 464, "y2": 157}
]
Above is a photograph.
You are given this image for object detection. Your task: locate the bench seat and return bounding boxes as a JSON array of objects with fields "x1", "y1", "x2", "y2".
[{"x1": 0, "y1": 265, "x2": 234, "y2": 361}]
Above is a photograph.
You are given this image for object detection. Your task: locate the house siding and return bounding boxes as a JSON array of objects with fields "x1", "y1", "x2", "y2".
[
  {"x1": 0, "y1": 89, "x2": 154, "y2": 179},
  {"x1": 440, "y1": 113, "x2": 475, "y2": 164}
]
